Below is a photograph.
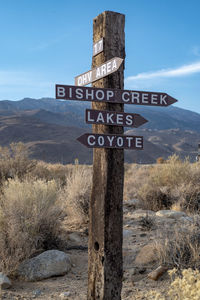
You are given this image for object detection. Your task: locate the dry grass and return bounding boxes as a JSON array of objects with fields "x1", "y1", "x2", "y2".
[
  {"x1": 60, "y1": 165, "x2": 92, "y2": 223},
  {"x1": 31, "y1": 160, "x2": 74, "y2": 186},
  {"x1": 0, "y1": 178, "x2": 65, "y2": 274},
  {"x1": 123, "y1": 164, "x2": 152, "y2": 201},
  {"x1": 124, "y1": 155, "x2": 200, "y2": 212},
  {"x1": 156, "y1": 218, "x2": 200, "y2": 270},
  {"x1": 0, "y1": 142, "x2": 36, "y2": 184}
]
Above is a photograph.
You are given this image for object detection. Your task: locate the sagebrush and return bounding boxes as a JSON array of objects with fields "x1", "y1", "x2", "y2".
[
  {"x1": 60, "y1": 165, "x2": 92, "y2": 223},
  {"x1": 147, "y1": 268, "x2": 200, "y2": 300},
  {"x1": 0, "y1": 178, "x2": 65, "y2": 273}
]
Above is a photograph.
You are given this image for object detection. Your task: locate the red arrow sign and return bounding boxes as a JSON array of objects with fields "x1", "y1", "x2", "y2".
[
  {"x1": 77, "y1": 133, "x2": 143, "y2": 149},
  {"x1": 55, "y1": 84, "x2": 178, "y2": 106},
  {"x1": 85, "y1": 109, "x2": 148, "y2": 127}
]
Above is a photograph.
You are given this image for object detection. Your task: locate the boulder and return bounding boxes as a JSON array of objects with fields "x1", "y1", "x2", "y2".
[
  {"x1": 60, "y1": 291, "x2": 71, "y2": 299},
  {"x1": 123, "y1": 229, "x2": 133, "y2": 238},
  {"x1": 132, "y1": 210, "x2": 156, "y2": 219},
  {"x1": 68, "y1": 232, "x2": 81, "y2": 244},
  {"x1": 156, "y1": 210, "x2": 186, "y2": 219},
  {"x1": 135, "y1": 243, "x2": 160, "y2": 265},
  {"x1": 17, "y1": 250, "x2": 71, "y2": 281},
  {"x1": 0, "y1": 273, "x2": 11, "y2": 289}
]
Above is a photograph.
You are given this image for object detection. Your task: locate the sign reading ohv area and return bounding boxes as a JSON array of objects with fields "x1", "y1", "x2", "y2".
[
  {"x1": 86, "y1": 109, "x2": 148, "y2": 127},
  {"x1": 56, "y1": 84, "x2": 177, "y2": 106},
  {"x1": 77, "y1": 133, "x2": 143, "y2": 149},
  {"x1": 74, "y1": 57, "x2": 123, "y2": 86}
]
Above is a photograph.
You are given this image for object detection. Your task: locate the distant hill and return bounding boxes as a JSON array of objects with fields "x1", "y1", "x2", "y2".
[
  {"x1": 1, "y1": 97, "x2": 200, "y2": 131},
  {"x1": 0, "y1": 97, "x2": 199, "y2": 163}
]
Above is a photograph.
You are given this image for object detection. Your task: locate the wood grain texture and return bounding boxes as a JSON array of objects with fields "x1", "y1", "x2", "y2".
[{"x1": 88, "y1": 11, "x2": 125, "y2": 300}]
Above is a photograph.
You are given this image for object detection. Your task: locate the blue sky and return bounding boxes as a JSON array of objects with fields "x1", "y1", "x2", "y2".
[{"x1": 1, "y1": 0, "x2": 200, "y2": 113}]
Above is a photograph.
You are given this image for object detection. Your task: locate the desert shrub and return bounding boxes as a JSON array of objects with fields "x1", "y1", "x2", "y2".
[
  {"x1": 60, "y1": 165, "x2": 92, "y2": 223},
  {"x1": 156, "y1": 221, "x2": 200, "y2": 270},
  {"x1": 0, "y1": 178, "x2": 65, "y2": 273},
  {"x1": 138, "y1": 185, "x2": 172, "y2": 211},
  {"x1": 139, "y1": 212, "x2": 155, "y2": 231},
  {"x1": 124, "y1": 164, "x2": 152, "y2": 201},
  {"x1": 0, "y1": 142, "x2": 36, "y2": 185},
  {"x1": 31, "y1": 161, "x2": 74, "y2": 186},
  {"x1": 148, "y1": 154, "x2": 192, "y2": 188},
  {"x1": 171, "y1": 183, "x2": 200, "y2": 212},
  {"x1": 134, "y1": 155, "x2": 200, "y2": 211},
  {"x1": 147, "y1": 268, "x2": 200, "y2": 299}
]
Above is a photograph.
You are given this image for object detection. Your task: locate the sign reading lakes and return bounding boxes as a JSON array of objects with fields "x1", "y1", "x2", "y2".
[{"x1": 85, "y1": 109, "x2": 148, "y2": 127}]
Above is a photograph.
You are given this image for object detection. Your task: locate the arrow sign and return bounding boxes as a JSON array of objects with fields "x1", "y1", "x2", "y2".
[
  {"x1": 77, "y1": 133, "x2": 143, "y2": 150},
  {"x1": 74, "y1": 57, "x2": 123, "y2": 86},
  {"x1": 85, "y1": 109, "x2": 148, "y2": 127},
  {"x1": 56, "y1": 84, "x2": 178, "y2": 106}
]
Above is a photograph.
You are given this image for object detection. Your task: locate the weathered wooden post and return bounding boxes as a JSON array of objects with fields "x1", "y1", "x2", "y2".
[
  {"x1": 88, "y1": 11, "x2": 125, "y2": 300},
  {"x1": 55, "y1": 10, "x2": 178, "y2": 300}
]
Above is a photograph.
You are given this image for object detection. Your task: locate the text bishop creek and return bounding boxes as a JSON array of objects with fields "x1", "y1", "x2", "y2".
[{"x1": 56, "y1": 85, "x2": 168, "y2": 106}]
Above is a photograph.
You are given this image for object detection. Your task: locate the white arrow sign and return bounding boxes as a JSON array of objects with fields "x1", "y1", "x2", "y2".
[{"x1": 74, "y1": 57, "x2": 123, "y2": 86}]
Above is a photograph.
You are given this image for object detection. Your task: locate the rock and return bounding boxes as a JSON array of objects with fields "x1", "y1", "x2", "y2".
[
  {"x1": 68, "y1": 233, "x2": 81, "y2": 244},
  {"x1": 180, "y1": 216, "x2": 193, "y2": 223},
  {"x1": 0, "y1": 273, "x2": 11, "y2": 289},
  {"x1": 123, "y1": 229, "x2": 133, "y2": 237},
  {"x1": 135, "y1": 243, "x2": 159, "y2": 265},
  {"x1": 124, "y1": 199, "x2": 141, "y2": 208},
  {"x1": 132, "y1": 210, "x2": 156, "y2": 219},
  {"x1": 60, "y1": 291, "x2": 71, "y2": 299},
  {"x1": 32, "y1": 289, "x2": 42, "y2": 298},
  {"x1": 130, "y1": 267, "x2": 146, "y2": 275},
  {"x1": 17, "y1": 250, "x2": 71, "y2": 281},
  {"x1": 147, "y1": 266, "x2": 168, "y2": 280},
  {"x1": 156, "y1": 210, "x2": 186, "y2": 219}
]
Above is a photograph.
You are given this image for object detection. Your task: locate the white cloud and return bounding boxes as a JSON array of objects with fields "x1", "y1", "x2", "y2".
[{"x1": 126, "y1": 61, "x2": 200, "y2": 82}]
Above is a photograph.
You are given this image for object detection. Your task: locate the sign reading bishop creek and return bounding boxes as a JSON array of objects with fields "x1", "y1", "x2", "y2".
[{"x1": 56, "y1": 84, "x2": 177, "y2": 106}]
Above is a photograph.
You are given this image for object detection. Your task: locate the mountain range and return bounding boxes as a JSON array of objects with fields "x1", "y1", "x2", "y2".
[{"x1": 0, "y1": 97, "x2": 199, "y2": 164}]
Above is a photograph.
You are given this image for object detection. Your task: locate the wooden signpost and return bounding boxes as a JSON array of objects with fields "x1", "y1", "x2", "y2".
[{"x1": 55, "y1": 10, "x2": 178, "y2": 300}]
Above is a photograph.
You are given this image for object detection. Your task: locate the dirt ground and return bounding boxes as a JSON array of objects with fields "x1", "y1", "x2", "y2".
[{"x1": 0, "y1": 203, "x2": 171, "y2": 300}]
